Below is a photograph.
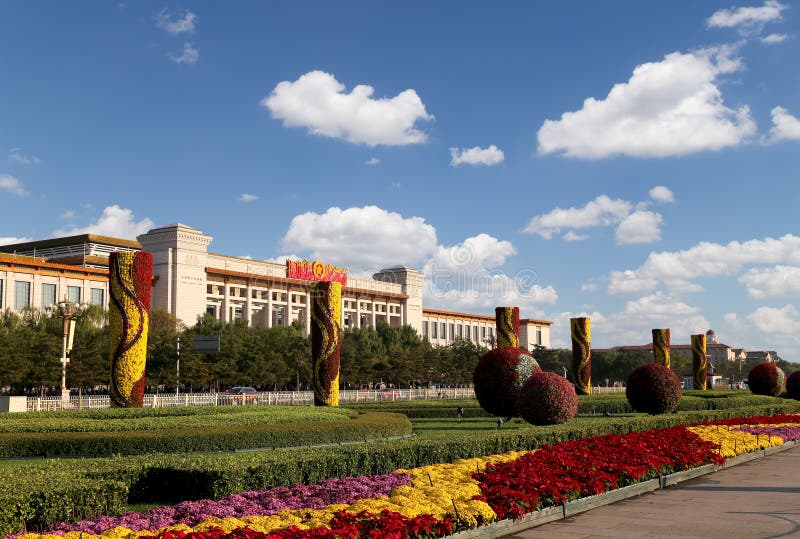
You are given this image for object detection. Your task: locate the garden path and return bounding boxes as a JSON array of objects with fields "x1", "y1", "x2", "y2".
[{"x1": 507, "y1": 446, "x2": 800, "y2": 538}]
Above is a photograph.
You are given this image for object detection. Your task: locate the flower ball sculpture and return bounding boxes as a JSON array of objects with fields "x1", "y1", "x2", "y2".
[
  {"x1": 473, "y1": 347, "x2": 541, "y2": 417},
  {"x1": 748, "y1": 362, "x2": 785, "y2": 397},
  {"x1": 516, "y1": 371, "x2": 578, "y2": 425},
  {"x1": 626, "y1": 364, "x2": 682, "y2": 415},
  {"x1": 786, "y1": 371, "x2": 800, "y2": 400}
]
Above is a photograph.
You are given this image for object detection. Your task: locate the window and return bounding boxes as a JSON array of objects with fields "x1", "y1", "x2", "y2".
[
  {"x1": 431, "y1": 321, "x2": 438, "y2": 339},
  {"x1": 449, "y1": 323, "x2": 455, "y2": 340},
  {"x1": 0, "y1": 279, "x2": 3, "y2": 308},
  {"x1": 422, "y1": 321, "x2": 429, "y2": 339},
  {"x1": 482, "y1": 326, "x2": 486, "y2": 339},
  {"x1": 14, "y1": 281, "x2": 31, "y2": 310},
  {"x1": 206, "y1": 305, "x2": 216, "y2": 317},
  {"x1": 67, "y1": 286, "x2": 81, "y2": 303},
  {"x1": 441, "y1": 322, "x2": 446, "y2": 337},
  {"x1": 41, "y1": 283, "x2": 56, "y2": 309},
  {"x1": 457, "y1": 324, "x2": 463, "y2": 338},
  {"x1": 536, "y1": 328, "x2": 542, "y2": 346},
  {"x1": 234, "y1": 307, "x2": 243, "y2": 320},
  {"x1": 474, "y1": 326, "x2": 479, "y2": 341},
  {"x1": 90, "y1": 288, "x2": 104, "y2": 306}
]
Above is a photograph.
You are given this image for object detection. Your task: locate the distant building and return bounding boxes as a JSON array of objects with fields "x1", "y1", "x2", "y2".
[{"x1": 0, "y1": 224, "x2": 552, "y2": 350}]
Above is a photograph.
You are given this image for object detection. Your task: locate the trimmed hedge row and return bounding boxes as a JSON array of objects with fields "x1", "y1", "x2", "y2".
[
  {"x1": 348, "y1": 393, "x2": 786, "y2": 417},
  {"x1": 0, "y1": 406, "x2": 355, "y2": 433},
  {"x1": 0, "y1": 411, "x2": 411, "y2": 458},
  {"x1": 3, "y1": 402, "x2": 799, "y2": 536}
]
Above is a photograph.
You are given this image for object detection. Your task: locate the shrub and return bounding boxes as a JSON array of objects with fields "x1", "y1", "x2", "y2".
[
  {"x1": 748, "y1": 363, "x2": 785, "y2": 397},
  {"x1": 473, "y1": 347, "x2": 541, "y2": 417},
  {"x1": 626, "y1": 364, "x2": 683, "y2": 414},
  {"x1": 517, "y1": 372, "x2": 578, "y2": 425},
  {"x1": 787, "y1": 371, "x2": 800, "y2": 400}
]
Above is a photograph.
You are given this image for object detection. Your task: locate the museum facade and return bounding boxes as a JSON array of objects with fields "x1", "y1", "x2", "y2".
[{"x1": 0, "y1": 223, "x2": 552, "y2": 350}]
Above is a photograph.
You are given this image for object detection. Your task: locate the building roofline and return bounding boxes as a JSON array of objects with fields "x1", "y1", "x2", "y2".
[
  {"x1": 0, "y1": 234, "x2": 141, "y2": 252},
  {"x1": 422, "y1": 308, "x2": 553, "y2": 325},
  {"x1": 0, "y1": 253, "x2": 109, "y2": 276}
]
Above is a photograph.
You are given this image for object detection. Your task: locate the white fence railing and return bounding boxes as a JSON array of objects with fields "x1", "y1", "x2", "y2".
[{"x1": 23, "y1": 388, "x2": 478, "y2": 412}]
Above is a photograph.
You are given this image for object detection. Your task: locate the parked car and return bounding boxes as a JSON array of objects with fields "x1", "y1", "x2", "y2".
[{"x1": 224, "y1": 386, "x2": 259, "y2": 404}]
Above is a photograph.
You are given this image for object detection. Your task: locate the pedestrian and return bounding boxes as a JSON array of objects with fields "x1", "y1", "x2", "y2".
[{"x1": 457, "y1": 406, "x2": 464, "y2": 422}]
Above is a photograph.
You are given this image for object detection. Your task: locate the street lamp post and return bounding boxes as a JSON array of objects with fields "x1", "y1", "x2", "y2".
[{"x1": 55, "y1": 299, "x2": 81, "y2": 404}]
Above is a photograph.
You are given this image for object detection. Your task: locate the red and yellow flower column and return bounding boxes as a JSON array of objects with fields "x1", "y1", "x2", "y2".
[
  {"x1": 108, "y1": 251, "x2": 152, "y2": 408},
  {"x1": 691, "y1": 333, "x2": 707, "y2": 390},
  {"x1": 310, "y1": 281, "x2": 342, "y2": 406},
  {"x1": 652, "y1": 328, "x2": 671, "y2": 368},
  {"x1": 570, "y1": 317, "x2": 591, "y2": 395},
  {"x1": 495, "y1": 306, "x2": 520, "y2": 348}
]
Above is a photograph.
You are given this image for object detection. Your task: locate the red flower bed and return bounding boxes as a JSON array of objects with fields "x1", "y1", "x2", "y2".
[
  {"x1": 142, "y1": 511, "x2": 452, "y2": 539},
  {"x1": 472, "y1": 426, "x2": 724, "y2": 519},
  {"x1": 702, "y1": 414, "x2": 800, "y2": 426}
]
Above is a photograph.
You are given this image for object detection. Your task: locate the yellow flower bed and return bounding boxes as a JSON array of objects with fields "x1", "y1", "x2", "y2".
[
  {"x1": 688, "y1": 424, "x2": 786, "y2": 458},
  {"x1": 22, "y1": 451, "x2": 529, "y2": 539}
]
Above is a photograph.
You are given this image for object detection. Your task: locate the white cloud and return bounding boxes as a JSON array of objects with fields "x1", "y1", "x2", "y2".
[
  {"x1": 707, "y1": 1, "x2": 786, "y2": 34},
  {"x1": 262, "y1": 70, "x2": 432, "y2": 147},
  {"x1": 537, "y1": 47, "x2": 756, "y2": 158},
  {"x1": 563, "y1": 231, "x2": 589, "y2": 242},
  {"x1": 449, "y1": 145, "x2": 504, "y2": 166},
  {"x1": 169, "y1": 42, "x2": 199, "y2": 64},
  {"x1": 60, "y1": 210, "x2": 75, "y2": 220},
  {"x1": 54, "y1": 205, "x2": 154, "y2": 240},
  {"x1": 524, "y1": 195, "x2": 632, "y2": 239},
  {"x1": 769, "y1": 106, "x2": 800, "y2": 141},
  {"x1": 649, "y1": 185, "x2": 675, "y2": 203},
  {"x1": 615, "y1": 210, "x2": 663, "y2": 245},
  {"x1": 739, "y1": 265, "x2": 800, "y2": 299},
  {"x1": 156, "y1": 8, "x2": 196, "y2": 35},
  {"x1": 581, "y1": 282, "x2": 598, "y2": 293},
  {"x1": 8, "y1": 148, "x2": 40, "y2": 166},
  {"x1": 548, "y1": 293, "x2": 710, "y2": 349},
  {"x1": 606, "y1": 234, "x2": 800, "y2": 295},
  {"x1": 0, "y1": 237, "x2": 32, "y2": 246},
  {"x1": 281, "y1": 206, "x2": 438, "y2": 271},
  {"x1": 747, "y1": 304, "x2": 800, "y2": 334},
  {"x1": 761, "y1": 32, "x2": 789, "y2": 43},
  {"x1": 240, "y1": 193, "x2": 258, "y2": 202},
  {"x1": 365, "y1": 157, "x2": 380, "y2": 165},
  {"x1": 0, "y1": 174, "x2": 26, "y2": 196}
]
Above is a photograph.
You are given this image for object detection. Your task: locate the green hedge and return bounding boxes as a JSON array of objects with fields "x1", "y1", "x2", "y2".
[
  {"x1": 4, "y1": 402, "x2": 799, "y2": 536},
  {"x1": 0, "y1": 406, "x2": 355, "y2": 433},
  {"x1": 0, "y1": 411, "x2": 412, "y2": 458}
]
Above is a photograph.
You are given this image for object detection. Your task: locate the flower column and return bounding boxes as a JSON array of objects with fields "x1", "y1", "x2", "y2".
[
  {"x1": 311, "y1": 281, "x2": 342, "y2": 406},
  {"x1": 652, "y1": 328, "x2": 671, "y2": 368},
  {"x1": 570, "y1": 317, "x2": 591, "y2": 395},
  {"x1": 691, "y1": 333, "x2": 708, "y2": 390},
  {"x1": 109, "y1": 251, "x2": 153, "y2": 408},
  {"x1": 495, "y1": 306, "x2": 520, "y2": 348}
]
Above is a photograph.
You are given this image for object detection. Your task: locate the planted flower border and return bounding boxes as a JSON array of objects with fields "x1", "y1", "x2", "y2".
[{"x1": 12, "y1": 414, "x2": 800, "y2": 539}]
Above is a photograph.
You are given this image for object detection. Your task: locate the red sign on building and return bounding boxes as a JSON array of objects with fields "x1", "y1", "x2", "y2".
[{"x1": 286, "y1": 259, "x2": 348, "y2": 286}]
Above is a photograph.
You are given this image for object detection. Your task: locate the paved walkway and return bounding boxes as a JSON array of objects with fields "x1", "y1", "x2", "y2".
[{"x1": 508, "y1": 446, "x2": 800, "y2": 539}]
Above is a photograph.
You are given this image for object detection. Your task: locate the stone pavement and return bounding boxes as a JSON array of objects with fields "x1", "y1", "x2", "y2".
[{"x1": 507, "y1": 446, "x2": 800, "y2": 539}]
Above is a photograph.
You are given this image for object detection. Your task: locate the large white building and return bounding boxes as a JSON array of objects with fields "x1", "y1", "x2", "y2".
[{"x1": 1, "y1": 223, "x2": 552, "y2": 350}]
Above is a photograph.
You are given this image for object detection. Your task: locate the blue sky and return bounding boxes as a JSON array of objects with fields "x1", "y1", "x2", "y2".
[{"x1": 2, "y1": 1, "x2": 800, "y2": 356}]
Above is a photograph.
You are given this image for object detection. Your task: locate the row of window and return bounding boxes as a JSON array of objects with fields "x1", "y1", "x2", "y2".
[
  {"x1": 0, "y1": 279, "x2": 104, "y2": 311},
  {"x1": 421, "y1": 320, "x2": 495, "y2": 343}
]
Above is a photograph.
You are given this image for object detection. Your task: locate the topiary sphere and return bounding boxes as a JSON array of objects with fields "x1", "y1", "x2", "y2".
[
  {"x1": 473, "y1": 347, "x2": 541, "y2": 417},
  {"x1": 626, "y1": 364, "x2": 682, "y2": 415},
  {"x1": 516, "y1": 372, "x2": 578, "y2": 425},
  {"x1": 786, "y1": 371, "x2": 800, "y2": 400},
  {"x1": 748, "y1": 362, "x2": 785, "y2": 396}
]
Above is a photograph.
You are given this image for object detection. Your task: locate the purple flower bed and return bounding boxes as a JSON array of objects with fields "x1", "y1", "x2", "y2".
[
  {"x1": 41, "y1": 472, "x2": 412, "y2": 535},
  {"x1": 735, "y1": 425, "x2": 800, "y2": 441}
]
